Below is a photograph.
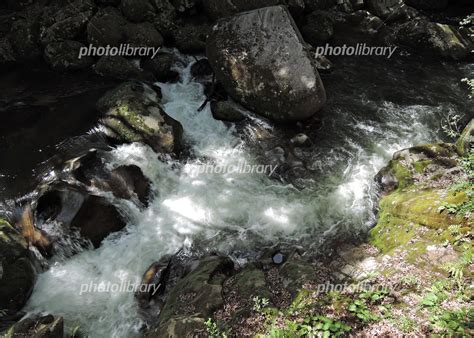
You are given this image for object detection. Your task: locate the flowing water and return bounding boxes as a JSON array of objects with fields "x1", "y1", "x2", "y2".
[{"x1": 22, "y1": 53, "x2": 473, "y2": 337}]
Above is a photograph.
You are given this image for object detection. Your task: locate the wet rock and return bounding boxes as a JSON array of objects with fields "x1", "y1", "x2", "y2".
[
  {"x1": 44, "y1": 41, "x2": 95, "y2": 71},
  {"x1": 3, "y1": 0, "x2": 36, "y2": 10},
  {"x1": 405, "y1": 0, "x2": 448, "y2": 10},
  {"x1": 147, "y1": 256, "x2": 234, "y2": 337},
  {"x1": 0, "y1": 220, "x2": 36, "y2": 312},
  {"x1": 3, "y1": 314, "x2": 63, "y2": 338},
  {"x1": 210, "y1": 101, "x2": 246, "y2": 122},
  {"x1": 388, "y1": 18, "x2": 472, "y2": 61},
  {"x1": 366, "y1": 0, "x2": 404, "y2": 20},
  {"x1": 120, "y1": 0, "x2": 156, "y2": 23},
  {"x1": 231, "y1": 265, "x2": 272, "y2": 300},
  {"x1": 174, "y1": 23, "x2": 210, "y2": 53},
  {"x1": 304, "y1": 0, "x2": 336, "y2": 11},
  {"x1": 301, "y1": 10, "x2": 334, "y2": 46},
  {"x1": 313, "y1": 54, "x2": 334, "y2": 73},
  {"x1": 94, "y1": 56, "x2": 147, "y2": 80},
  {"x1": 69, "y1": 151, "x2": 152, "y2": 205},
  {"x1": 124, "y1": 22, "x2": 164, "y2": 48},
  {"x1": 142, "y1": 53, "x2": 178, "y2": 82},
  {"x1": 202, "y1": 0, "x2": 280, "y2": 20},
  {"x1": 190, "y1": 59, "x2": 213, "y2": 78},
  {"x1": 136, "y1": 257, "x2": 171, "y2": 308},
  {"x1": 346, "y1": 10, "x2": 385, "y2": 34},
  {"x1": 207, "y1": 6, "x2": 326, "y2": 122},
  {"x1": 0, "y1": 38, "x2": 15, "y2": 65},
  {"x1": 455, "y1": 119, "x2": 474, "y2": 156},
  {"x1": 87, "y1": 7, "x2": 127, "y2": 47},
  {"x1": 279, "y1": 252, "x2": 316, "y2": 294},
  {"x1": 284, "y1": 0, "x2": 306, "y2": 16},
  {"x1": 290, "y1": 133, "x2": 311, "y2": 147},
  {"x1": 70, "y1": 195, "x2": 125, "y2": 248},
  {"x1": 97, "y1": 82, "x2": 183, "y2": 153}
]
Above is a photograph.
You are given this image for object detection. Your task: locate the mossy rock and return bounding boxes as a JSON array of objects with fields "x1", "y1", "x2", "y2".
[
  {"x1": 456, "y1": 119, "x2": 474, "y2": 156},
  {"x1": 0, "y1": 220, "x2": 36, "y2": 311},
  {"x1": 3, "y1": 314, "x2": 64, "y2": 338},
  {"x1": 231, "y1": 265, "x2": 271, "y2": 301},
  {"x1": 148, "y1": 256, "x2": 233, "y2": 337},
  {"x1": 97, "y1": 82, "x2": 183, "y2": 154},
  {"x1": 376, "y1": 143, "x2": 459, "y2": 193}
]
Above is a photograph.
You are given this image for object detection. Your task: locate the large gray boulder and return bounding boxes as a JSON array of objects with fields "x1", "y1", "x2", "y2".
[{"x1": 206, "y1": 6, "x2": 326, "y2": 122}]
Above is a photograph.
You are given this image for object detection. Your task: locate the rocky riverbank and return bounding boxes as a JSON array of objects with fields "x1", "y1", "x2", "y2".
[{"x1": 0, "y1": 0, "x2": 473, "y2": 337}]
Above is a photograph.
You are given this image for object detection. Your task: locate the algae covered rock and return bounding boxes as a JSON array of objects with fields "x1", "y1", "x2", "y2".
[
  {"x1": 0, "y1": 220, "x2": 36, "y2": 311},
  {"x1": 97, "y1": 81, "x2": 183, "y2": 153},
  {"x1": 3, "y1": 314, "x2": 63, "y2": 338}
]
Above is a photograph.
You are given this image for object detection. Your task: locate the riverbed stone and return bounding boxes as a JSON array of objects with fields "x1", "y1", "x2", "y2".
[
  {"x1": 87, "y1": 7, "x2": 127, "y2": 47},
  {"x1": 94, "y1": 56, "x2": 147, "y2": 80},
  {"x1": 97, "y1": 82, "x2": 183, "y2": 153},
  {"x1": 120, "y1": 0, "x2": 156, "y2": 23},
  {"x1": 207, "y1": 6, "x2": 326, "y2": 122},
  {"x1": 211, "y1": 101, "x2": 246, "y2": 122},
  {"x1": 0, "y1": 220, "x2": 36, "y2": 312}
]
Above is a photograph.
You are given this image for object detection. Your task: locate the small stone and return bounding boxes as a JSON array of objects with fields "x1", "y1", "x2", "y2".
[{"x1": 272, "y1": 253, "x2": 284, "y2": 264}]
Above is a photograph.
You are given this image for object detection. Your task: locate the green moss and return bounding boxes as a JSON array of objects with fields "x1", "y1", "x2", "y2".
[
  {"x1": 369, "y1": 213, "x2": 419, "y2": 254},
  {"x1": 413, "y1": 160, "x2": 432, "y2": 174}
]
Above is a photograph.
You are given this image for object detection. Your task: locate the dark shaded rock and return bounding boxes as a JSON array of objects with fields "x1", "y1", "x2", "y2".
[
  {"x1": 40, "y1": 2, "x2": 95, "y2": 45},
  {"x1": 174, "y1": 23, "x2": 210, "y2": 53},
  {"x1": 231, "y1": 265, "x2": 272, "y2": 300},
  {"x1": 3, "y1": 0, "x2": 36, "y2": 10},
  {"x1": 87, "y1": 7, "x2": 127, "y2": 47},
  {"x1": 124, "y1": 22, "x2": 164, "y2": 48},
  {"x1": 70, "y1": 195, "x2": 126, "y2": 248},
  {"x1": 120, "y1": 0, "x2": 156, "y2": 22},
  {"x1": 44, "y1": 41, "x2": 95, "y2": 71},
  {"x1": 202, "y1": 0, "x2": 280, "y2": 20},
  {"x1": 388, "y1": 18, "x2": 472, "y2": 61},
  {"x1": 0, "y1": 38, "x2": 15, "y2": 65},
  {"x1": 313, "y1": 54, "x2": 333, "y2": 73},
  {"x1": 210, "y1": 101, "x2": 246, "y2": 122},
  {"x1": 304, "y1": 0, "x2": 336, "y2": 11},
  {"x1": 4, "y1": 314, "x2": 63, "y2": 338},
  {"x1": 190, "y1": 59, "x2": 213, "y2": 78},
  {"x1": 301, "y1": 10, "x2": 334, "y2": 46},
  {"x1": 151, "y1": 0, "x2": 177, "y2": 39},
  {"x1": 0, "y1": 220, "x2": 36, "y2": 312},
  {"x1": 171, "y1": 0, "x2": 198, "y2": 12},
  {"x1": 94, "y1": 56, "x2": 147, "y2": 80},
  {"x1": 142, "y1": 53, "x2": 178, "y2": 82},
  {"x1": 97, "y1": 82, "x2": 183, "y2": 153},
  {"x1": 284, "y1": 0, "x2": 306, "y2": 16},
  {"x1": 405, "y1": 0, "x2": 448, "y2": 10},
  {"x1": 9, "y1": 16, "x2": 41, "y2": 61},
  {"x1": 207, "y1": 6, "x2": 326, "y2": 122}
]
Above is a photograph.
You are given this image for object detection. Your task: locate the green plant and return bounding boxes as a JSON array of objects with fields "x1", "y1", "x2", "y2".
[
  {"x1": 442, "y1": 250, "x2": 473, "y2": 291},
  {"x1": 395, "y1": 316, "x2": 417, "y2": 333},
  {"x1": 348, "y1": 299, "x2": 379, "y2": 323},
  {"x1": 429, "y1": 308, "x2": 473, "y2": 335},
  {"x1": 441, "y1": 113, "x2": 463, "y2": 138},
  {"x1": 265, "y1": 316, "x2": 351, "y2": 338},
  {"x1": 205, "y1": 318, "x2": 227, "y2": 338},
  {"x1": 252, "y1": 296, "x2": 270, "y2": 313},
  {"x1": 420, "y1": 281, "x2": 449, "y2": 307}
]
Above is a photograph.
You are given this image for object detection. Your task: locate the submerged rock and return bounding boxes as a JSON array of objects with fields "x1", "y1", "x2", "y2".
[
  {"x1": 207, "y1": 6, "x2": 326, "y2": 122},
  {"x1": 96, "y1": 82, "x2": 183, "y2": 153},
  {"x1": 211, "y1": 101, "x2": 246, "y2": 122},
  {"x1": 0, "y1": 220, "x2": 36, "y2": 312}
]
